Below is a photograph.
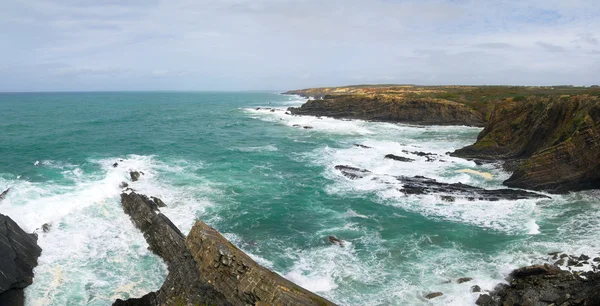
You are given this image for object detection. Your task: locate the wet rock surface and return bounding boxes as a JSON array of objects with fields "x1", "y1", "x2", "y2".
[
  {"x1": 476, "y1": 262, "x2": 600, "y2": 306},
  {"x1": 384, "y1": 154, "x2": 415, "y2": 162},
  {"x1": 334, "y1": 165, "x2": 549, "y2": 201},
  {"x1": 0, "y1": 188, "x2": 10, "y2": 202},
  {"x1": 0, "y1": 214, "x2": 42, "y2": 306},
  {"x1": 115, "y1": 192, "x2": 336, "y2": 306}
]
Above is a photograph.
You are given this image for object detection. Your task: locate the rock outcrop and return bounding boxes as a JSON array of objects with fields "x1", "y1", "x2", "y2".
[
  {"x1": 115, "y1": 191, "x2": 336, "y2": 306},
  {"x1": 334, "y1": 165, "x2": 549, "y2": 201},
  {"x1": 289, "y1": 95, "x2": 485, "y2": 126},
  {"x1": 0, "y1": 214, "x2": 42, "y2": 306},
  {"x1": 476, "y1": 263, "x2": 600, "y2": 306},
  {"x1": 453, "y1": 95, "x2": 600, "y2": 193}
]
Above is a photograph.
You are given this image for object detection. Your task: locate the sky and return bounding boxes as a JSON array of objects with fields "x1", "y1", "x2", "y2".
[{"x1": 1, "y1": 0, "x2": 599, "y2": 91}]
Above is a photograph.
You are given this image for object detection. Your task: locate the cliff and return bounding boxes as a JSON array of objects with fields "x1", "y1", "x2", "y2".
[
  {"x1": 289, "y1": 94, "x2": 485, "y2": 126},
  {"x1": 0, "y1": 214, "x2": 42, "y2": 306},
  {"x1": 115, "y1": 191, "x2": 336, "y2": 306},
  {"x1": 452, "y1": 95, "x2": 600, "y2": 193}
]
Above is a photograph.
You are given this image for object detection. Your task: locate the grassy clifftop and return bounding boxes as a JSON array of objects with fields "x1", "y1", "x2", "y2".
[{"x1": 285, "y1": 85, "x2": 600, "y2": 122}]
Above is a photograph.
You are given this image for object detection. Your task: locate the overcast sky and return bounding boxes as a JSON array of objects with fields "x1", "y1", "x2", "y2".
[{"x1": 1, "y1": 0, "x2": 599, "y2": 91}]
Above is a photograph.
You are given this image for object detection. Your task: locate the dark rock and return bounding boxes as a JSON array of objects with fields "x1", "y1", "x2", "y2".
[
  {"x1": 333, "y1": 165, "x2": 549, "y2": 201},
  {"x1": 0, "y1": 188, "x2": 10, "y2": 202},
  {"x1": 328, "y1": 236, "x2": 344, "y2": 247},
  {"x1": 116, "y1": 192, "x2": 336, "y2": 306},
  {"x1": 150, "y1": 196, "x2": 167, "y2": 208},
  {"x1": 457, "y1": 277, "x2": 473, "y2": 284},
  {"x1": 475, "y1": 294, "x2": 494, "y2": 305},
  {"x1": 130, "y1": 171, "x2": 142, "y2": 182},
  {"x1": 425, "y1": 292, "x2": 443, "y2": 299},
  {"x1": 119, "y1": 182, "x2": 129, "y2": 188},
  {"x1": 41, "y1": 223, "x2": 51, "y2": 233},
  {"x1": 579, "y1": 254, "x2": 590, "y2": 261},
  {"x1": 593, "y1": 257, "x2": 600, "y2": 262},
  {"x1": 285, "y1": 111, "x2": 290, "y2": 115},
  {"x1": 441, "y1": 196, "x2": 455, "y2": 202},
  {"x1": 568, "y1": 258, "x2": 579, "y2": 266},
  {"x1": 384, "y1": 154, "x2": 415, "y2": 162},
  {"x1": 0, "y1": 214, "x2": 42, "y2": 306},
  {"x1": 303, "y1": 126, "x2": 313, "y2": 129},
  {"x1": 471, "y1": 285, "x2": 481, "y2": 292},
  {"x1": 270, "y1": 109, "x2": 275, "y2": 112},
  {"x1": 479, "y1": 262, "x2": 600, "y2": 306},
  {"x1": 292, "y1": 124, "x2": 301, "y2": 127},
  {"x1": 354, "y1": 144, "x2": 372, "y2": 149},
  {"x1": 255, "y1": 107, "x2": 261, "y2": 110},
  {"x1": 113, "y1": 162, "x2": 119, "y2": 168},
  {"x1": 115, "y1": 192, "x2": 230, "y2": 306}
]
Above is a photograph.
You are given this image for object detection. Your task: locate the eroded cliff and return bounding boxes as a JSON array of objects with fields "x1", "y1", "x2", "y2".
[
  {"x1": 289, "y1": 94, "x2": 485, "y2": 126},
  {"x1": 452, "y1": 95, "x2": 600, "y2": 193}
]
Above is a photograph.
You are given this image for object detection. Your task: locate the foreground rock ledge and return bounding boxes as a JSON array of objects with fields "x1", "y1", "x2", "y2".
[
  {"x1": 115, "y1": 192, "x2": 336, "y2": 306},
  {"x1": 477, "y1": 263, "x2": 600, "y2": 306},
  {"x1": 0, "y1": 214, "x2": 42, "y2": 306}
]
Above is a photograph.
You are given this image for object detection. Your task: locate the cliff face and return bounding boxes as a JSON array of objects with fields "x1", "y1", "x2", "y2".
[
  {"x1": 0, "y1": 214, "x2": 42, "y2": 306},
  {"x1": 453, "y1": 95, "x2": 600, "y2": 193},
  {"x1": 289, "y1": 95, "x2": 485, "y2": 126},
  {"x1": 115, "y1": 191, "x2": 336, "y2": 306}
]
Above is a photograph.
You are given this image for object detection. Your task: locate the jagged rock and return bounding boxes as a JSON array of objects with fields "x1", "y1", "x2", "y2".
[
  {"x1": 0, "y1": 188, "x2": 10, "y2": 202},
  {"x1": 114, "y1": 192, "x2": 230, "y2": 306},
  {"x1": 333, "y1": 165, "x2": 549, "y2": 201},
  {"x1": 288, "y1": 94, "x2": 485, "y2": 126},
  {"x1": 119, "y1": 182, "x2": 129, "y2": 188},
  {"x1": 113, "y1": 162, "x2": 119, "y2": 168},
  {"x1": 477, "y1": 262, "x2": 600, "y2": 306},
  {"x1": 384, "y1": 154, "x2": 415, "y2": 162},
  {"x1": 354, "y1": 144, "x2": 372, "y2": 149},
  {"x1": 150, "y1": 196, "x2": 167, "y2": 208},
  {"x1": 116, "y1": 192, "x2": 336, "y2": 306},
  {"x1": 0, "y1": 214, "x2": 42, "y2": 306},
  {"x1": 129, "y1": 171, "x2": 142, "y2": 182},
  {"x1": 425, "y1": 292, "x2": 443, "y2": 299},
  {"x1": 328, "y1": 236, "x2": 344, "y2": 247},
  {"x1": 453, "y1": 95, "x2": 600, "y2": 193},
  {"x1": 457, "y1": 277, "x2": 473, "y2": 283}
]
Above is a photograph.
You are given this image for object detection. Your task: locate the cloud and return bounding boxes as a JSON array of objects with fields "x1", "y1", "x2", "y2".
[
  {"x1": 536, "y1": 41, "x2": 567, "y2": 53},
  {"x1": 0, "y1": 0, "x2": 599, "y2": 91}
]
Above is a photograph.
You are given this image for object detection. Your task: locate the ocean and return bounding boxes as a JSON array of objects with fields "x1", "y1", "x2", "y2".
[{"x1": 0, "y1": 92, "x2": 598, "y2": 305}]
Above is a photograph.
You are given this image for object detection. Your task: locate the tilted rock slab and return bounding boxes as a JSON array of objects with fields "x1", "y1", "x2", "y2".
[
  {"x1": 115, "y1": 192, "x2": 336, "y2": 306},
  {"x1": 0, "y1": 214, "x2": 42, "y2": 306}
]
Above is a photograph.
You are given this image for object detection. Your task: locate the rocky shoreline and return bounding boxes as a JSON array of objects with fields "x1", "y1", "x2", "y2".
[{"x1": 114, "y1": 189, "x2": 336, "y2": 306}]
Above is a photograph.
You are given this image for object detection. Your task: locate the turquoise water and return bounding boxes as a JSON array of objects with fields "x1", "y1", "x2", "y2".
[{"x1": 1, "y1": 92, "x2": 598, "y2": 305}]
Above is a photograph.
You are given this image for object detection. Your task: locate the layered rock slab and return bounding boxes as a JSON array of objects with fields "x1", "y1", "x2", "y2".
[{"x1": 115, "y1": 192, "x2": 336, "y2": 306}]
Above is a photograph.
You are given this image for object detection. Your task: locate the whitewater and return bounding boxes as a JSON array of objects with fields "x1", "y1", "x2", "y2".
[{"x1": 0, "y1": 92, "x2": 598, "y2": 305}]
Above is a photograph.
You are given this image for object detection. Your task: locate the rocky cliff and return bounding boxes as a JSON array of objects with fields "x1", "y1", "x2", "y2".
[
  {"x1": 0, "y1": 214, "x2": 42, "y2": 306},
  {"x1": 115, "y1": 191, "x2": 336, "y2": 306},
  {"x1": 452, "y1": 95, "x2": 600, "y2": 193},
  {"x1": 289, "y1": 94, "x2": 485, "y2": 126}
]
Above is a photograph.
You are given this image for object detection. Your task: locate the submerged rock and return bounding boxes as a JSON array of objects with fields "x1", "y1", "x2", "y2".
[
  {"x1": 425, "y1": 292, "x2": 443, "y2": 299},
  {"x1": 333, "y1": 165, "x2": 549, "y2": 201},
  {"x1": 354, "y1": 144, "x2": 372, "y2": 149},
  {"x1": 0, "y1": 188, "x2": 10, "y2": 202},
  {"x1": 384, "y1": 154, "x2": 415, "y2": 162},
  {"x1": 328, "y1": 236, "x2": 344, "y2": 247},
  {"x1": 41, "y1": 223, "x2": 51, "y2": 233},
  {"x1": 129, "y1": 171, "x2": 142, "y2": 182},
  {"x1": 0, "y1": 214, "x2": 42, "y2": 306},
  {"x1": 457, "y1": 277, "x2": 473, "y2": 283},
  {"x1": 113, "y1": 162, "x2": 119, "y2": 168}
]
